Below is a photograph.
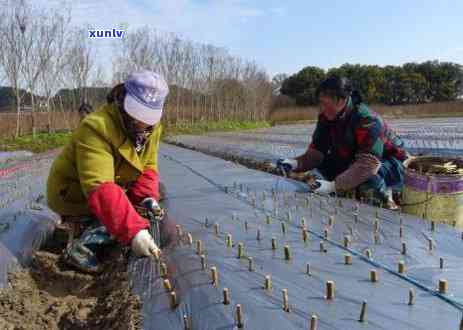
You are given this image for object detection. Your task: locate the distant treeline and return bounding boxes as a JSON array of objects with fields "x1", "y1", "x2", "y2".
[{"x1": 279, "y1": 61, "x2": 463, "y2": 106}]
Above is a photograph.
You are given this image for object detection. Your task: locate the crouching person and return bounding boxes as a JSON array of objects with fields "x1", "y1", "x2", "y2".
[
  {"x1": 277, "y1": 76, "x2": 408, "y2": 209},
  {"x1": 47, "y1": 70, "x2": 169, "y2": 272}
]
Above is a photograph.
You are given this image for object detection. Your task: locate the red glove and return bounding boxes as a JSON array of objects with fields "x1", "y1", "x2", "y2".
[
  {"x1": 127, "y1": 168, "x2": 160, "y2": 205},
  {"x1": 88, "y1": 182, "x2": 150, "y2": 245}
]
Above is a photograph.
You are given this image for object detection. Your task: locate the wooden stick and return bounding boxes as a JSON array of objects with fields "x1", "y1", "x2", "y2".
[
  {"x1": 237, "y1": 242, "x2": 244, "y2": 258},
  {"x1": 282, "y1": 289, "x2": 290, "y2": 312},
  {"x1": 248, "y1": 257, "x2": 254, "y2": 272},
  {"x1": 196, "y1": 240, "x2": 202, "y2": 255},
  {"x1": 256, "y1": 228, "x2": 261, "y2": 241},
  {"x1": 326, "y1": 281, "x2": 335, "y2": 300},
  {"x1": 265, "y1": 275, "x2": 272, "y2": 291},
  {"x1": 401, "y1": 242, "x2": 407, "y2": 255},
  {"x1": 343, "y1": 235, "x2": 350, "y2": 248},
  {"x1": 223, "y1": 288, "x2": 230, "y2": 305},
  {"x1": 169, "y1": 291, "x2": 178, "y2": 309},
  {"x1": 163, "y1": 279, "x2": 173, "y2": 292},
  {"x1": 344, "y1": 254, "x2": 352, "y2": 265},
  {"x1": 440, "y1": 257, "x2": 444, "y2": 269},
  {"x1": 211, "y1": 266, "x2": 219, "y2": 286},
  {"x1": 358, "y1": 301, "x2": 367, "y2": 322},
  {"x1": 200, "y1": 254, "x2": 207, "y2": 270},
  {"x1": 431, "y1": 221, "x2": 436, "y2": 232},
  {"x1": 370, "y1": 269, "x2": 379, "y2": 283},
  {"x1": 214, "y1": 223, "x2": 219, "y2": 236},
  {"x1": 310, "y1": 315, "x2": 318, "y2": 330},
  {"x1": 306, "y1": 263, "x2": 312, "y2": 276},
  {"x1": 281, "y1": 222, "x2": 287, "y2": 235},
  {"x1": 236, "y1": 304, "x2": 244, "y2": 328},
  {"x1": 365, "y1": 249, "x2": 372, "y2": 259},
  {"x1": 329, "y1": 215, "x2": 335, "y2": 227},
  {"x1": 226, "y1": 233, "x2": 233, "y2": 248},
  {"x1": 398, "y1": 261, "x2": 406, "y2": 274},
  {"x1": 439, "y1": 279, "x2": 448, "y2": 294},
  {"x1": 266, "y1": 215, "x2": 272, "y2": 225},
  {"x1": 408, "y1": 288, "x2": 415, "y2": 305},
  {"x1": 284, "y1": 245, "x2": 292, "y2": 261},
  {"x1": 271, "y1": 237, "x2": 277, "y2": 250},
  {"x1": 183, "y1": 314, "x2": 190, "y2": 330},
  {"x1": 320, "y1": 241, "x2": 327, "y2": 253}
]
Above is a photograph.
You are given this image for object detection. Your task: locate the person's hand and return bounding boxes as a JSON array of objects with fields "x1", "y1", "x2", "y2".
[
  {"x1": 310, "y1": 180, "x2": 336, "y2": 195},
  {"x1": 131, "y1": 229, "x2": 161, "y2": 258},
  {"x1": 142, "y1": 197, "x2": 165, "y2": 219},
  {"x1": 276, "y1": 158, "x2": 298, "y2": 175}
]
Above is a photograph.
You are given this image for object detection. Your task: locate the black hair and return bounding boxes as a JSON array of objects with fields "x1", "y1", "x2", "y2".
[
  {"x1": 78, "y1": 102, "x2": 94, "y2": 116},
  {"x1": 106, "y1": 83, "x2": 126, "y2": 105},
  {"x1": 316, "y1": 75, "x2": 363, "y2": 106},
  {"x1": 316, "y1": 76, "x2": 352, "y2": 99}
]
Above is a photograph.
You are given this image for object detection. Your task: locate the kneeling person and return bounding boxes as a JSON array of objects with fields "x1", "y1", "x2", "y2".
[
  {"x1": 278, "y1": 76, "x2": 408, "y2": 209},
  {"x1": 47, "y1": 70, "x2": 169, "y2": 272}
]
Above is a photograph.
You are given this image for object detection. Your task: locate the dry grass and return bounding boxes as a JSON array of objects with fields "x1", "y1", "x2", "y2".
[
  {"x1": 270, "y1": 100, "x2": 463, "y2": 123},
  {"x1": 0, "y1": 111, "x2": 80, "y2": 138}
]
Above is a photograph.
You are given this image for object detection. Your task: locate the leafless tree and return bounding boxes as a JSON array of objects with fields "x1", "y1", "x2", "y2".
[
  {"x1": 64, "y1": 27, "x2": 95, "y2": 111},
  {"x1": 0, "y1": 0, "x2": 27, "y2": 137}
]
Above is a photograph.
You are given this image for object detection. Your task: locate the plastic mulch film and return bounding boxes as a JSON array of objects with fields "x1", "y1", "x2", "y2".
[{"x1": 129, "y1": 144, "x2": 463, "y2": 330}]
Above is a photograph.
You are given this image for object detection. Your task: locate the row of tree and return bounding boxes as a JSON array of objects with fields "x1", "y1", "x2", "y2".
[
  {"x1": 0, "y1": 0, "x2": 272, "y2": 137},
  {"x1": 279, "y1": 62, "x2": 463, "y2": 106}
]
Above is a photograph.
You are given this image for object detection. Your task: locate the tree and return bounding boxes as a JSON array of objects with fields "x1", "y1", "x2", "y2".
[
  {"x1": 271, "y1": 73, "x2": 288, "y2": 95},
  {"x1": 281, "y1": 66, "x2": 325, "y2": 105},
  {"x1": 0, "y1": 0, "x2": 27, "y2": 137}
]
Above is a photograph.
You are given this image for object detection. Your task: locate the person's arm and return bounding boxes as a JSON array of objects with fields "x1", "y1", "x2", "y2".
[
  {"x1": 127, "y1": 125, "x2": 162, "y2": 204},
  {"x1": 75, "y1": 124, "x2": 150, "y2": 246},
  {"x1": 295, "y1": 145, "x2": 324, "y2": 172},
  {"x1": 334, "y1": 115, "x2": 383, "y2": 191},
  {"x1": 294, "y1": 121, "x2": 327, "y2": 172}
]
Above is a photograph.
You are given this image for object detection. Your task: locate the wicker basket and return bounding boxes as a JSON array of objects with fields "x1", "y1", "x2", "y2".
[{"x1": 402, "y1": 156, "x2": 463, "y2": 227}]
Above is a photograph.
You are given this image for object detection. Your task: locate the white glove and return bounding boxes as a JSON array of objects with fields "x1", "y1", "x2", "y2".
[
  {"x1": 312, "y1": 180, "x2": 336, "y2": 195},
  {"x1": 131, "y1": 229, "x2": 160, "y2": 258},
  {"x1": 277, "y1": 158, "x2": 298, "y2": 173}
]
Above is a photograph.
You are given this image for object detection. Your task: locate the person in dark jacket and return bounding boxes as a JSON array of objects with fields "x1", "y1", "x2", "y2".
[{"x1": 278, "y1": 76, "x2": 408, "y2": 209}]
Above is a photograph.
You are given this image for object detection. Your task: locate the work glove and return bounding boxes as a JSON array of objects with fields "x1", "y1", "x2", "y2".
[
  {"x1": 310, "y1": 180, "x2": 336, "y2": 195},
  {"x1": 142, "y1": 197, "x2": 165, "y2": 219},
  {"x1": 131, "y1": 229, "x2": 161, "y2": 258},
  {"x1": 276, "y1": 158, "x2": 298, "y2": 175}
]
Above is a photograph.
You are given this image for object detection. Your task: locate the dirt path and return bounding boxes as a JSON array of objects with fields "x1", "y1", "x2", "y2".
[{"x1": 0, "y1": 228, "x2": 142, "y2": 330}]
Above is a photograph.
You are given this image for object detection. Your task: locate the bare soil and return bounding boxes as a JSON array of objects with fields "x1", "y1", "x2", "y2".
[{"x1": 0, "y1": 227, "x2": 142, "y2": 330}]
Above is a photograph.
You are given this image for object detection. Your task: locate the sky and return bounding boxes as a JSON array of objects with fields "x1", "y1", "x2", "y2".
[{"x1": 35, "y1": 0, "x2": 463, "y2": 77}]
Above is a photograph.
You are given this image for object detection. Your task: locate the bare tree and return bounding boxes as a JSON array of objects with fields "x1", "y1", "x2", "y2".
[
  {"x1": 64, "y1": 27, "x2": 95, "y2": 111},
  {"x1": 21, "y1": 2, "x2": 69, "y2": 137},
  {"x1": 0, "y1": 0, "x2": 27, "y2": 137},
  {"x1": 38, "y1": 5, "x2": 71, "y2": 132},
  {"x1": 111, "y1": 26, "x2": 272, "y2": 127}
]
